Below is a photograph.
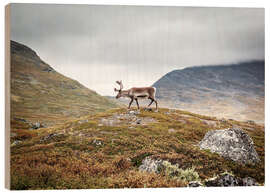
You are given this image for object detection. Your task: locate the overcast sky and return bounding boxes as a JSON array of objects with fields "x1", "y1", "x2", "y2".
[{"x1": 10, "y1": 4, "x2": 264, "y2": 96}]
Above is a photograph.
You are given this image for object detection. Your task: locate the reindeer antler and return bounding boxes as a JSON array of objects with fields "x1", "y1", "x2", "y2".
[{"x1": 116, "y1": 80, "x2": 123, "y2": 90}]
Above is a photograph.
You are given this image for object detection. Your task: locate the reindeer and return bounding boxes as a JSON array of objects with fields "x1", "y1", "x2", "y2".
[{"x1": 114, "y1": 80, "x2": 158, "y2": 110}]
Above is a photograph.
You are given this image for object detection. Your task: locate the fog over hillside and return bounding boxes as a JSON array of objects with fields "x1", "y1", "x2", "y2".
[
  {"x1": 10, "y1": 4, "x2": 264, "y2": 95},
  {"x1": 152, "y1": 61, "x2": 265, "y2": 123}
]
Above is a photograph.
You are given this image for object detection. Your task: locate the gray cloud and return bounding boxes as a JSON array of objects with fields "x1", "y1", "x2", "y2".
[{"x1": 10, "y1": 4, "x2": 264, "y2": 95}]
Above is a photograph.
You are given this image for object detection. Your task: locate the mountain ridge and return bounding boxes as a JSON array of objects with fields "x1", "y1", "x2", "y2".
[
  {"x1": 152, "y1": 60, "x2": 265, "y2": 123},
  {"x1": 10, "y1": 40, "x2": 119, "y2": 127}
]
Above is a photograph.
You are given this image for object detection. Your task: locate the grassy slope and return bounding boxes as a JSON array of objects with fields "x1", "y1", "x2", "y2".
[
  {"x1": 10, "y1": 41, "x2": 119, "y2": 128},
  {"x1": 10, "y1": 108, "x2": 264, "y2": 189}
]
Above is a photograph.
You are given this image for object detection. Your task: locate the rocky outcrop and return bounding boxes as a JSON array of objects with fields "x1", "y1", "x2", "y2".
[
  {"x1": 11, "y1": 140, "x2": 22, "y2": 146},
  {"x1": 139, "y1": 157, "x2": 200, "y2": 182},
  {"x1": 31, "y1": 122, "x2": 42, "y2": 130},
  {"x1": 98, "y1": 110, "x2": 156, "y2": 127},
  {"x1": 138, "y1": 157, "x2": 163, "y2": 173},
  {"x1": 40, "y1": 133, "x2": 64, "y2": 142},
  {"x1": 92, "y1": 139, "x2": 103, "y2": 146},
  {"x1": 13, "y1": 117, "x2": 44, "y2": 130},
  {"x1": 188, "y1": 181, "x2": 203, "y2": 187},
  {"x1": 241, "y1": 177, "x2": 259, "y2": 186},
  {"x1": 204, "y1": 173, "x2": 259, "y2": 187},
  {"x1": 205, "y1": 173, "x2": 240, "y2": 187},
  {"x1": 199, "y1": 127, "x2": 260, "y2": 164}
]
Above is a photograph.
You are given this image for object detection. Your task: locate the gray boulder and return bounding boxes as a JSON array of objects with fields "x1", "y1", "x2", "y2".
[
  {"x1": 205, "y1": 173, "x2": 240, "y2": 187},
  {"x1": 11, "y1": 140, "x2": 22, "y2": 146},
  {"x1": 136, "y1": 119, "x2": 142, "y2": 124},
  {"x1": 40, "y1": 133, "x2": 62, "y2": 142},
  {"x1": 128, "y1": 110, "x2": 140, "y2": 115},
  {"x1": 14, "y1": 117, "x2": 27, "y2": 122},
  {"x1": 92, "y1": 139, "x2": 103, "y2": 146},
  {"x1": 199, "y1": 127, "x2": 260, "y2": 164},
  {"x1": 138, "y1": 157, "x2": 163, "y2": 173},
  {"x1": 188, "y1": 181, "x2": 203, "y2": 187},
  {"x1": 241, "y1": 177, "x2": 259, "y2": 186},
  {"x1": 205, "y1": 173, "x2": 259, "y2": 187},
  {"x1": 31, "y1": 122, "x2": 42, "y2": 130}
]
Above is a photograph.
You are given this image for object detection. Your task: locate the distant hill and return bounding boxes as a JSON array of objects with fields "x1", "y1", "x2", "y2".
[
  {"x1": 10, "y1": 40, "x2": 119, "y2": 126},
  {"x1": 152, "y1": 61, "x2": 265, "y2": 124}
]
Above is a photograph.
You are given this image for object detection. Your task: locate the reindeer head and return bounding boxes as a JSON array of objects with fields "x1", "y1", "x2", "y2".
[{"x1": 114, "y1": 80, "x2": 123, "y2": 99}]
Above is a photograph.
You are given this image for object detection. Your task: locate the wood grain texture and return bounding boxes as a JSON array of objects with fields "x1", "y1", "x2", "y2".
[{"x1": 5, "y1": 4, "x2": 11, "y2": 190}]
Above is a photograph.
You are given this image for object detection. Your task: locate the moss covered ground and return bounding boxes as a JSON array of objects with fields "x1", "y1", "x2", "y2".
[{"x1": 10, "y1": 108, "x2": 264, "y2": 189}]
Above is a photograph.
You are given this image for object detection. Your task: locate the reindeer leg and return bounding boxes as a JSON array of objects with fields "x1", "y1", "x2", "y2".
[
  {"x1": 128, "y1": 98, "x2": 134, "y2": 109},
  {"x1": 148, "y1": 99, "x2": 154, "y2": 107},
  {"x1": 154, "y1": 100, "x2": 158, "y2": 110},
  {"x1": 135, "y1": 98, "x2": 140, "y2": 109}
]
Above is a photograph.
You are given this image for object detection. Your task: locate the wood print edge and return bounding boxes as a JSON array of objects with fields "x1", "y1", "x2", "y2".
[{"x1": 5, "y1": 3, "x2": 11, "y2": 190}]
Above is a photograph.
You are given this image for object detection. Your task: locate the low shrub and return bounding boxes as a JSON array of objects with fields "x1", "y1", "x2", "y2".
[{"x1": 162, "y1": 161, "x2": 200, "y2": 182}]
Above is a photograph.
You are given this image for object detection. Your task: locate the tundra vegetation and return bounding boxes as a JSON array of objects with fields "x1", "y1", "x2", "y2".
[{"x1": 10, "y1": 108, "x2": 264, "y2": 189}]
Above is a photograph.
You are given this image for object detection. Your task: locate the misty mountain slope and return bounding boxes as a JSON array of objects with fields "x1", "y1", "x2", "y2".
[
  {"x1": 153, "y1": 61, "x2": 265, "y2": 123},
  {"x1": 10, "y1": 40, "x2": 119, "y2": 125}
]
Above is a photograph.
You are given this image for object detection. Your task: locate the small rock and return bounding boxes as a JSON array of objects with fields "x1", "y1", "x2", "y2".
[
  {"x1": 42, "y1": 67, "x2": 55, "y2": 72},
  {"x1": 31, "y1": 122, "x2": 42, "y2": 130},
  {"x1": 220, "y1": 118, "x2": 227, "y2": 123},
  {"x1": 188, "y1": 181, "x2": 203, "y2": 187},
  {"x1": 204, "y1": 173, "x2": 259, "y2": 187},
  {"x1": 128, "y1": 110, "x2": 140, "y2": 115},
  {"x1": 246, "y1": 120, "x2": 255, "y2": 125},
  {"x1": 205, "y1": 173, "x2": 240, "y2": 187},
  {"x1": 139, "y1": 157, "x2": 163, "y2": 173},
  {"x1": 241, "y1": 177, "x2": 259, "y2": 186},
  {"x1": 11, "y1": 140, "x2": 22, "y2": 146},
  {"x1": 202, "y1": 120, "x2": 218, "y2": 127},
  {"x1": 144, "y1": 108, "x2": 153, "y2": 112},
  {"x1": 40, "y1": 133, "x2": 61, "y2": 142},
  {"x1": 100, "y1": 118, "x2": 119, "y2": 126},
  {"x1": 93, "y1": 139, "x2": 103, "y2": 146},
  {"x1": 35, "y1": 122, "x2": 41, "y2": 127},
  {"x1": 128, "y1": 110, "x2": 135, "y2": 115},
  {"x1": 14, "y1": 117, "x2": 27, "y2": 122},
  {"x1": 136, "y1": 119, "x2": 142, "y2": 124}
]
